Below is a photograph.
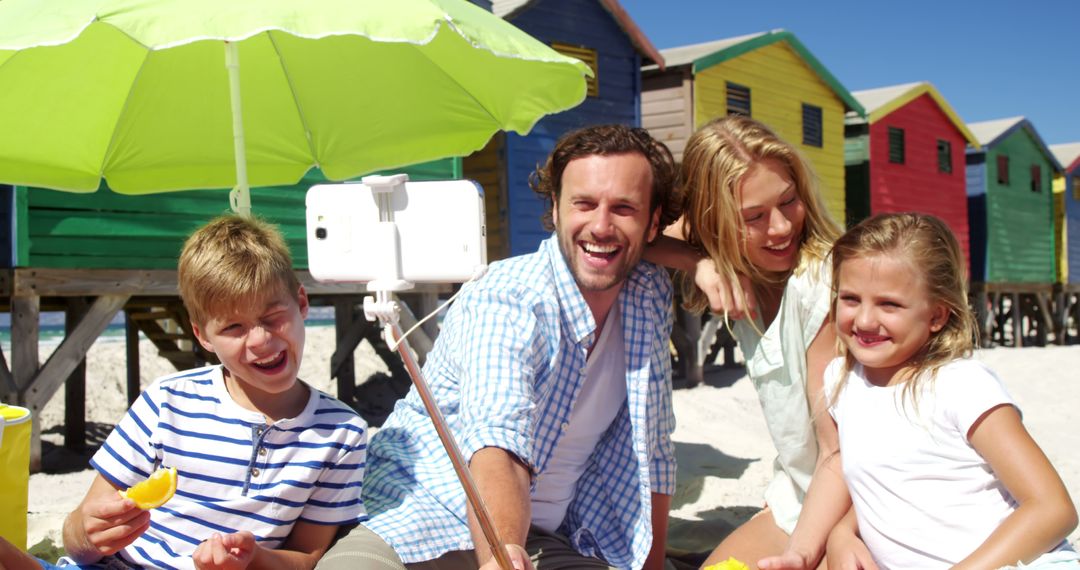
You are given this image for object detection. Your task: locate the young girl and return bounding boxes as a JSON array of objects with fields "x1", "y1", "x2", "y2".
[
  {"x1": 646, "y1": 115, "x2": 853, "y2": 567},
  {"x1": 824, "y1": 212, "x2": 1078, "y2": 568}
]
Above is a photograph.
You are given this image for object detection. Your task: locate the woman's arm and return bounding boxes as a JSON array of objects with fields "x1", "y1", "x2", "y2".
[
  {"x1": 952, "y1": 404, "x2": 1078, "y2": 569},
  {"x1": 644, "y1": 226, "x2": 758, "y2": 319},
  {"x1": 760, "y1": 319, "x2": 851, "y2": 569}
]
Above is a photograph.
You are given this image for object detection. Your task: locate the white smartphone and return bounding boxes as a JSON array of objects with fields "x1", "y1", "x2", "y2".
[{"x1": 305, "y1": 179, "x2": 487, "y2": 283}]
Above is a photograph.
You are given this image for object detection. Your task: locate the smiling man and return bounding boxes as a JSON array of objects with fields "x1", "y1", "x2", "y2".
[{"x1": 319, "y1": 125, "x2": 681, "y2": 570}]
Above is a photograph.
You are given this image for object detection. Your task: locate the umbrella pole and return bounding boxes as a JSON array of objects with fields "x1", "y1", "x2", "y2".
[{"x1": 225, "y1": 42, "x2": 252, "y2": 218}]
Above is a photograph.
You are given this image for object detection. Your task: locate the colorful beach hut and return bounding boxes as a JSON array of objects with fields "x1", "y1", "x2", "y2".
[
  {"x1": 464, "y1": 0, "x2": 663, "y2": 259},
  {"x1": 966, "y1": 117, "x2": 1062, "y2": 345},
  {"x1": 844, "y1": 82, "x2": 979, "y2": 261},
  {"x1": 1051, "y1": 143, "x2": 1080, "y2": 342},
  {"x1": 641, "y1": 29, "x2": 865, "y2": 224},
  {"x1": 1051, "y1": 143, "x2": 1080, "y2": 286}
]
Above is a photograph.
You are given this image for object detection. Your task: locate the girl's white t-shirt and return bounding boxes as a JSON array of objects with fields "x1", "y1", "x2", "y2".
[{"x1": 826, "y1": 357, "x2": 1076, "y2": 568}]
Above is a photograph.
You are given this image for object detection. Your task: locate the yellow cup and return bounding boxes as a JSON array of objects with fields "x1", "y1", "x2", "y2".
[{"x1": 0, "y1": 403, "x2": 31, "y2": 551}]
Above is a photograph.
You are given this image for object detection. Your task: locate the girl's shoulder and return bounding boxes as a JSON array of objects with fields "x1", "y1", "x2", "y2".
[
  {"x1": 934, "y1": 358, "x2": 1001, "y2": 386},
  {"x1": 822, "y1": 356, "x2": 848, "y2": 397},
  {"x1": 929, "y1": 358, "x2": 1016, "y2": 422}
]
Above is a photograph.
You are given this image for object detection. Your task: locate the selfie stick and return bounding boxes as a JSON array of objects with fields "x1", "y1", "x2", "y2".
[{"x1": 360, "y1": 174, "x2": 514, "y2": 570}]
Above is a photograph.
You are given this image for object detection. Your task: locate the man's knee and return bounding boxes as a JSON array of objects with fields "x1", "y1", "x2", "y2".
[{"x1": 316, "y1": 524, "x2": 405, "y2": 570}]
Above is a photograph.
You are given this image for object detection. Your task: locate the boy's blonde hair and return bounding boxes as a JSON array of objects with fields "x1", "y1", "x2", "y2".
[
  {"x1": 829, "y1": 213, "x2": 978, "y2": 408},
  {"x1": 178, "y1": 215, "x2": 300, "y2": 327},
  {"x1": 679, "y1": 115, "x2": 839, "y2": 313}
]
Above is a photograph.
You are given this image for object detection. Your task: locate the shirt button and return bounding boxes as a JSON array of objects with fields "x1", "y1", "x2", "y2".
[
  {"x1": 251, "y1": 468, "x2": 260, "y2": 477},
  {"x1": 258, "y1": 447, "x2": 267, "y2": 456},
  {"x1": 561, "y1": 422, "x2": 569, "y2": 432}
]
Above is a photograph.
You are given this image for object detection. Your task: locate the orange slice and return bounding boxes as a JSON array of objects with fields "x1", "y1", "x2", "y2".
[
  {"x1": 704, "y1": 558, "x2": 750, "y2": 570},
  {"x1": 119, "y1": 466, "x2": 177, "y2": 510}
]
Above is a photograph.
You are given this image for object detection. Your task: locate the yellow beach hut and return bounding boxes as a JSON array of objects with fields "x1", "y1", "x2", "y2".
[{"x1": 642, "y1": 29, "x2": 865, "y2": 224}]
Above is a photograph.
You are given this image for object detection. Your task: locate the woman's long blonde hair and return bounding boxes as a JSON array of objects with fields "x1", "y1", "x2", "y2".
[
  {"x1": 680, "y1": 115, "x2": 839, "y2": 313},
  {"x1": 829, "y1": 213, "x2": 978, "y2": 409}
]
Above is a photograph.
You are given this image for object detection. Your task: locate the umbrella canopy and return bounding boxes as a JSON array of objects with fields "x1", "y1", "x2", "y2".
[{"x1": 0, "y1": 0, "x2": 590, "y2": 211}]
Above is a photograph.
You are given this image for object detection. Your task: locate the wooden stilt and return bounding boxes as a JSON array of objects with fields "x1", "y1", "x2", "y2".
[
  {"x1": 125, "y1": 310, "x2": 141, "y2": 406},
  {"x1": 1011, "y1": 293, "x2": 1022, "y2": 348},
  {"x1": 11, "y1": 295, "x2": 41, "y2": 471},
  {"x1": 64, "y1": 297, "x2": 90, "y2": 451},
  {"x1": 333, "y1": 297, "x2": 358, "y2": 405}
]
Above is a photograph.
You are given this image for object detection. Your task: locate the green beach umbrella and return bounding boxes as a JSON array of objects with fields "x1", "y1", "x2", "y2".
[{"x1": 0, "y1": 0, "x2": 590, "y2": 215}]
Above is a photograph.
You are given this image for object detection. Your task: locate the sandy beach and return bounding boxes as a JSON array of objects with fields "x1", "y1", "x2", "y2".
[{"x1": 24, "y1": 325, "x2": 1080, "y2": 559}]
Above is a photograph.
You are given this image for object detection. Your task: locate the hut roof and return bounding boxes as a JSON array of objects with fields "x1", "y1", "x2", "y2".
[
  {"x1": 647, "y1": 29, "x2": 864, "y2": 116},
  {"x1": 1050, "y1": 142, "x2": 1080, "y2": 174},
  {"x1": 967, "y1": 117, "x2": 1063, "y2": 173},
  {"x1": 493, "y1": 0, "x2": 664, "y2": 69},
  {"x1": 849, "y1": 82, "x2": 980, "y2": 148}
]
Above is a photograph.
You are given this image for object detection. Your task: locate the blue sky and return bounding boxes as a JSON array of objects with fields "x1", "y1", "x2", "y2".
[{"x1": 619, "y1": 0, "x2": 1079, "y2": 147}]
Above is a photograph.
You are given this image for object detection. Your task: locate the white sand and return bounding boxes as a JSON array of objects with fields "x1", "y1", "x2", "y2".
[{"x1": 24, "y1": 327, "x2": 1080, "y2": 556}]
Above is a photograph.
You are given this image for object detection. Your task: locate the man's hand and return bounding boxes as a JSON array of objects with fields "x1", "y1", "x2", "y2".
[
  {"x1": 69, "y1": 490, "x2": 151, "y2": 561},
  {"x1": 478, "y1": 543, "x2": 533, "y2": 570},
  {"x1": 193, "y1": 532, "x2": 257, "y2": 570}
]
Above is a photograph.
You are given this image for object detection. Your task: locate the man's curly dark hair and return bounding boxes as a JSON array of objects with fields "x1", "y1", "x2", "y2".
[{"x1": 529, "y1": 124, "x2": 681, "y2": 233}]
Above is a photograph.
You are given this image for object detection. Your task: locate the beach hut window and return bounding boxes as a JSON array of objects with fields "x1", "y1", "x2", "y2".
[
  {"x1": 1074, "y1": 178, "x2": 1080, "y2": 200},
  {"x1": 937, "y1": 139, "x2": 952, "y2": 173},
  {"x1": 726, "y1": 82, "x2": 751, "y2": 116},
  {"x1": 551, "y1": 42, "x2": 598, "y2": 97},
  {"x1": 1030, "y1": 165, "x2": 1042, "y2": 193},
  {"x1": 997, "y1": 155, "x2": 1010, "y2": 185},
  {"x1": 802, "y1": 104, "x2": 823, "y2": 148},
  {"x1": 888, "y1": 127, "x2": 905, "y2": 164}
]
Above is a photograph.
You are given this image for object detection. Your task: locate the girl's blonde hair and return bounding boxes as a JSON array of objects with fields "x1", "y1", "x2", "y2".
[
  {"x1": 829, "y1": 213, "x2": 978, "y2": 408},
  {"x1": 680, "y1": 115, "x2": 839, "y2": 312}
]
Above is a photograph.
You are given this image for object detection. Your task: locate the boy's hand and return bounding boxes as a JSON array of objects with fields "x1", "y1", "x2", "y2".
[
  {"x1": 193, "y1": 532, "x2": 257, "y2": 570},
  {"x1": 79, "y1": 493, "x2": 151, "y2": 557}
]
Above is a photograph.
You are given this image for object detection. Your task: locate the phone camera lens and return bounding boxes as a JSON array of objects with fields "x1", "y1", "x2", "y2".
[{"x1": 315, "y1": 227, "x2": 328, "y2": 240}]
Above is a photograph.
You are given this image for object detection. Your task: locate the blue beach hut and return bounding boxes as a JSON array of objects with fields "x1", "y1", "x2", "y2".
[
  {"x1": 1051, "y1": 143, "x2": 1080, "y2": 286},
  {"x1": 464, "y1": 0, "x2": 664, "y2": 259}
]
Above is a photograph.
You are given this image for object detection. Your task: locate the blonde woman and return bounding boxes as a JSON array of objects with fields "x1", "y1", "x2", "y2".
[{"x1": 646, "y1": 115, "x2": 851, "y2": 568}]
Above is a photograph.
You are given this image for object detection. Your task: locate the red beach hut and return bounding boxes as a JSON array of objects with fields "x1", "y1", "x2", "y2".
[{"x1": 844, "y1": 82, "x2": 979, "y2": 264}]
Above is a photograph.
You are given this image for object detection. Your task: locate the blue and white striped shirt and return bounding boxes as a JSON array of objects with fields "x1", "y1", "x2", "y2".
[
  {"x1": 363, "y1": 235, "x2": 676, "y2": 569},
  {"x1": 90, "y1": 365, "x2": 367, "y2": 569}
]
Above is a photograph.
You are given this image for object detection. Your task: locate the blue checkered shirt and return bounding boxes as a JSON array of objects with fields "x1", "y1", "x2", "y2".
[{"x1": 363, "y1": 235, "x2": 676, "y2": 569}]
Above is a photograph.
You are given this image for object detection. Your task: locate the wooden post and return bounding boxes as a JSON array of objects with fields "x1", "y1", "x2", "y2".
[
  {"x1": 126, "y1": 310, "x2": 141, "y2": 406},
  {"x1": 22, "y1": 294, "x2": 128, "y2": 471},
  {"x1": 1011, "y1": 292, "x2": 1022, "y2": 348},
  {"x1": 333, "y1": 297, "x2": 357, "y2": 406},
  {"x1": 11, "y1": 295, "x2": 41, "y2": 471},
  {"x1": 973, "y1": 286, "x2": 990, "y2": 348},
  {"x1": 64, "y1": 297, "x2": 90, "y2": 451}
]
